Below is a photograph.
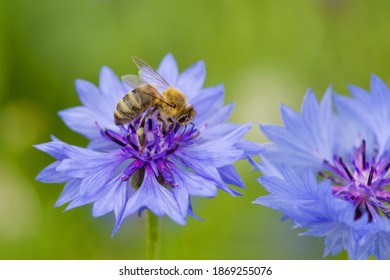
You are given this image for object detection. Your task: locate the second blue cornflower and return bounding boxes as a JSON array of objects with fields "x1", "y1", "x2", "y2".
[{"x1": 255, "y1": 76, "x2": 390, "y2": 259}]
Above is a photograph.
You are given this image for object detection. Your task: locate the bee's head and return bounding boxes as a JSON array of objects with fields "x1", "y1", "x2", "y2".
[{"x1": 177, "y1": 106, "x2": 196, "y2": 125}]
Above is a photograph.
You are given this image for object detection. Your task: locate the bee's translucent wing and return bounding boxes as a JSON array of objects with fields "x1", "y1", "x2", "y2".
[
  {"x1": 122, "y1": 74, "x2": 173, "y2": 107},
  {"x1": 132, "y1": 56, "x2": 170, "y2": 92},
  {"x1": 135, "y1": 84, "x2": 173, "y2": 107},
  {"x1": 121, "y1": 74, "x2": 145, "y2": 89}
]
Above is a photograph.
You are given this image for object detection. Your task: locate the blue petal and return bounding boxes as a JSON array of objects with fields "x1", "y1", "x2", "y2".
[
  {"x1": 33, "y1": 140, "x2": 67, "y2": 160},
  {"x1": 261, "y1": 89, "x2": 336, "y2": 171},
  {"x1": 190, "y1": 84, "x2": 224, "y2": 117},
  {"x1": 58, "y1": 107, "x2": 101, "y2": 140},
  {"x1": 35, "y1": 161, "x2": 70, "y2": 183},
  {"x1": 255, "y1": 155, "x2": 283, "y2": 178},
  {"x1": 191, "y1": 83, "x2": 224, "y2": 104},
  {"x1": 63, "y1": 179, "x2": 113, "y2": 210},
  {"x1": 187, "y1": 200, "x2": 204, "y2": 221},
  {"x1": 192, "y1": 95, "x2": 230, "y2": 126},
  {"x1": 234, "y1": 139, "x2": 263, "y2": 158},
  {"x1": 200, "y1": 123, "x2": 240, "y2": 140},
  {"x1": 370, "y1": 74, "x2": 390, "y2": 100},
  {"x1": 92, "y1": 178, "x2": 121, "y2": 217},
  {"x1": 172, "y1": 167, "x2": 217, "y2": 197},
  {"x1": 58, "y1": 68, "x2": 124, "y2": 141},
  {"x1": 92, "y1": 177, "x2": 135, "y2": 236},
  {"x1": 114, "y1": 168, "x2": 185, "y2": 233},
  {"x1": 177, "y1": 60, "x2": 206, "y2": 100},
  {"x1": 256, "y1": 166, "x2": 338, "y2": 226},
  {"x1": 323, "y1": 225, "x2": 357, "y2": 258},
  {"x1": 56, "y1": 150, "x2": 121, "y2": 178},
  {"x1": 202, "y1": 103, "x2": 235, "y2": 127},
  {"x1": 335, "y1": 76, "x2": 390, "y2": 157},
  {"x1": 75, "y1": 79, "x2": 108, "y2": 116},
  {"x1": 65, "y1": 195, "x2": 99, "y2": 211},
  {"x1": 113, "y1": 180, "x2": 134, "y2": 222},
  {"x1": 218, "y1": 164, "x2": 245, "y2": 188},
  {"x1": 300, "y1": 89, "x2": 319, "y2": 122},
  {"x1": 178, "y1": 146, "x2": 242, "y2": 168},
  {"x1": 157, "y1": 53, "x2": 179, "y2": 85},
  {"x1": 172, "y1": 184, "x2": 190, "y2": 217},
  {"x1": 261, "y1": 125, "x2": 324, "y2": 170},
  {"x1": 370, "y1": 232, "x2": 390, "y2": 260},
  {"x1": 354, "y1": 220, "x2": 390, "y2": 260},
  {"x1": 77, "y1": 165, "x2": 117, "y2": 197},
  {"x1": 99, "y1": 66, "x2": 126, "y2": 102},
  {"x1": 173, "y1": 156, "x2": 242, "y2": 196},
  {"x1": 54, "y1": 178, "x2": 81, "y2": 207},
  {"x1": 348, "y1": 84, "x2": 369, "y2": 100},
  {"x1": 179, "y1": 124, "x2": 250, "y2": 167},
  {"x1": 87, "y1": 137, "x2": 117, "y2": 151}
]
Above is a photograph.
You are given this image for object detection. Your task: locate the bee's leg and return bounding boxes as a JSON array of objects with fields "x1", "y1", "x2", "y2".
[
  {"x1": 137, "y1": 116, "x2": 154, "y2": 155},
  {"x1": 136, "y1": 117, "x2": 148, "y2": 155},
  {"x1": 137, "y1": 128, "x2": 146, "y2": 155},
  {"x1": 167, "y1": 118, "x2": 175, "y2": 131},
  {"x1": 156, "y1": 113, "x2": 167, "y2": 134},
  {"x1": 138, "y1": 116, "x2": 146, "y2": 132},
  {"x1": 187, "y1": 122, "x2": 195, "y2": 135},
  {"x1": 176, "y1": 123, "x2": 189, "y2": 142},
  {"x1": 138, "y1": 107, "x2": 155, "y2": 129},
  {"x1": 187, "y1": 122, "x2": 199, "y2": 140},
  {"x1": 135, "y1": 109, "x2": 152, "y2": 151}
]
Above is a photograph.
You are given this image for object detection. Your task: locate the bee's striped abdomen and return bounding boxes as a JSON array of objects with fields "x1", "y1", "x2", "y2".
[{"x1": 114, "y1": 85, "x2": 156, "y2": 125}]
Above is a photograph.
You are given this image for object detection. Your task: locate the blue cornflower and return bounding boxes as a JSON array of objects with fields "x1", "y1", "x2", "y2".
[
  {"x1": 255, "y1": 75, "x2": 390, "y2": 259},
  {"x1": 35, "y1": 54, "x2": 259, "y2": 235}
]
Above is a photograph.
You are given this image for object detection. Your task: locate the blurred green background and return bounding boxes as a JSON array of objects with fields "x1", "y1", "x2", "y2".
[{"x1": 1, "y1": 0, "x2": 390, "y2": 260}]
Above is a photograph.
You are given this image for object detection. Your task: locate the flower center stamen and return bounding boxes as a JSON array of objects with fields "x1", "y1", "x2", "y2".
[
  {"x1": 319, "y1": 140, "x2": 390, "y2": 222},
  {"x1": 362, "y1": 139, "x2": 366, "y2": 170},
  {"x1": 101, "y1": 110, "x2": 199, "y2": 185},
  {"x1": 104, "y1": 129, "x2": 126, "y2": 147}
]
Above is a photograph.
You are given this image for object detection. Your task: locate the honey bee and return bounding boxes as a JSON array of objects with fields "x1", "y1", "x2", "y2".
[{"x1": 114, "y1": 56, "x2": 196, "y2": 127}]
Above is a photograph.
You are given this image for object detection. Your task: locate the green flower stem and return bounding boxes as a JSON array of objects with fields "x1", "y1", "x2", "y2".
[{"x1": 146, "y1": 211, "x2": 160, "y2": 260}]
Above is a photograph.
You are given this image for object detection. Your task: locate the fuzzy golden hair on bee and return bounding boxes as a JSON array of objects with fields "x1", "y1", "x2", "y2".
[{"x1": 114, "y1": 56, "x2": 196, "y2": 126}]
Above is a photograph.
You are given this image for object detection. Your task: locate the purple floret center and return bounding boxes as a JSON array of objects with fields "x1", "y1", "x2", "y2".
[
  {"x1": 321, "y1": 140, "x2": 390, "y2": 222},
  {"x1": 101, "y1": 110, "x2": 198, "y2": 185}
]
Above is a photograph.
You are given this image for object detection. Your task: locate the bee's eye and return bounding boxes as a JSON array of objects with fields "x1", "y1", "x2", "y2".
[{"x1": 178, "y1": 114, "x2": 188, "y2": 123}]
